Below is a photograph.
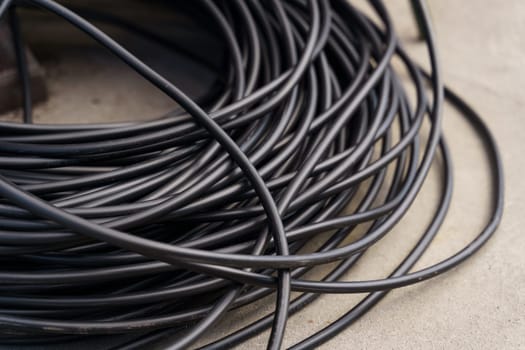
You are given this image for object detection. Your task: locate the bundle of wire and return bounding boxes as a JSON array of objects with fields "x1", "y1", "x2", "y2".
[{"x1": 0, "y1": 0, "x2": 504, "y2": 349}]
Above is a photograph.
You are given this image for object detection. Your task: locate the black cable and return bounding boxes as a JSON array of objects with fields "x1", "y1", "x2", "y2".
[
  {"x1": 0, "y1": 0, "x2": 503, "y2": 349},
  {"x1": 8, "y1": 3, "x2": 32, "y2": 124}
]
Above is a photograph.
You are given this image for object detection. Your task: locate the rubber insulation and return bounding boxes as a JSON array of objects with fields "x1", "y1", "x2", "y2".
[{"x1": 0, "y1": 0, "x2": 503, "y2": 349}]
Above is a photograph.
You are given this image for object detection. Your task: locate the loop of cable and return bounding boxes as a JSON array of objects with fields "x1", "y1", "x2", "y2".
[{"x1": 0, "y1": 0, "x2": 503, "y2": 349}]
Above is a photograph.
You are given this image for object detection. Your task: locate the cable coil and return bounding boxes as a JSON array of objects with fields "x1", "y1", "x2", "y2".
[{"x1": 0, "y1": 0, "x2": 503, "y2": 349}]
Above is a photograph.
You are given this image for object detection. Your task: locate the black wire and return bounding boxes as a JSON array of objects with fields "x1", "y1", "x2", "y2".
[
  {"x1": 8, "y1": 3, "x2": 32, "y2": 124},
  {"x1": 0, "y1": 0, "x2": 503, "y2": 349}
]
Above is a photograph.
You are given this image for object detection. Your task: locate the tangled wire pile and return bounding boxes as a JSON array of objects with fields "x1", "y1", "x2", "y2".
[{"x1": 0, "y1": 0, "x2": 503, "y2": 349}]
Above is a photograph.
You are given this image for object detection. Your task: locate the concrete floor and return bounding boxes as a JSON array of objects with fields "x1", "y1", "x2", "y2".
[{"x1": 1, "y1": 0, "x2": 524, "y2": 349}]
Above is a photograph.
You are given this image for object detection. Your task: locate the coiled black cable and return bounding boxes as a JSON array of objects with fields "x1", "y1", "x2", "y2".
[{"x1": 0, "y1": 0, "x2": 503, "y2": 349}]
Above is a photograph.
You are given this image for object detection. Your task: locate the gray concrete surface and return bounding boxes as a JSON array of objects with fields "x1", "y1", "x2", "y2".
[{"x1": 1, "y1": 0, "x2": 523, "y2": 349}]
